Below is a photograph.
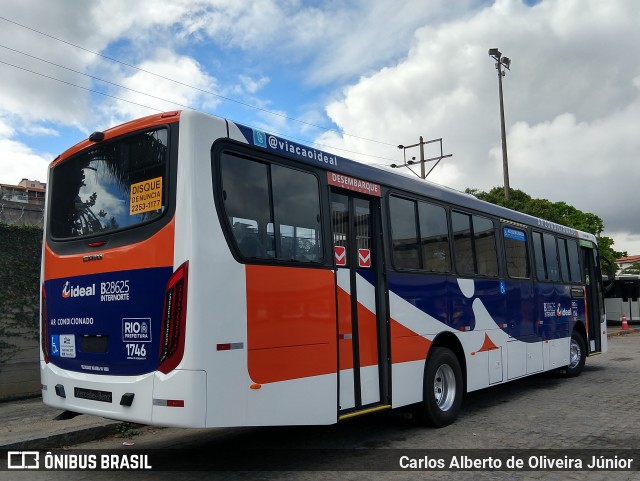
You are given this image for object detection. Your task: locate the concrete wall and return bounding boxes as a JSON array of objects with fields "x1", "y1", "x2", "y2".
[{"x1": 0, "y1": 201, "x2": 44, "y2": 228}]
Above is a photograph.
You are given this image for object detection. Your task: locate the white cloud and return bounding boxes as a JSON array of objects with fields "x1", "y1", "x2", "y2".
[
  {"x1": 1, "y1": 0, "x2": 639, "y2": 257},
  {"x1": 100, "y1": 50, "x2": 220, "y2": 125},
  {"x1": 0, "y1": 138, "x2": 51, "y2": 185},
  {"x1": 238, "y1": 75, "x2": 269, "y2": 95},
  {"x1": 316, "y1": 0, "x2": 640, "y2": 254}
]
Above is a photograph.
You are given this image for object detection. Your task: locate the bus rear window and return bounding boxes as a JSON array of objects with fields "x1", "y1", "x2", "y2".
[{"x1": 50, "y1": 128, "x2": 169, "y2": 239}]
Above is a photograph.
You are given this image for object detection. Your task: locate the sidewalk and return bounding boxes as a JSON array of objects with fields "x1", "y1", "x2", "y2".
[
  {"x1": 1, "y1": 327, "x2": 638, "y2": 450},
  {"x1": 0, "y1": 396, "x2": 121, "y2": 450}
]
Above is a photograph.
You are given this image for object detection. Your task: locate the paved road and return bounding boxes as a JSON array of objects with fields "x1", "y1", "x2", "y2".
[{"x1": 6, "y1": 334, "x2": 640, "y2": 481}]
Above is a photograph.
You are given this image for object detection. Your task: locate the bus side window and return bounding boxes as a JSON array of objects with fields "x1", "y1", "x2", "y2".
[
  {"x1": 220, "y1": 152, "x2": 322, "y2": 263},
  {"x1": 566, "y1": 239, "x2": 581, "y2": 283},
  {"x1": 543, "y1": 233, "x2": 560, "y2": 282},
  {"x1": 473, "y1": 215, "x2": 498, "y2": 277},
  {"x1": 389, "y1": 196, "x2": 420, "y2": 270},
  {"x1": 503, "y1": 227, "x2": 529, "y2": 278},
  {"x1": 418, "y1": 201, "x2": 451, "y2": 273},
  {"x1": 221, "y1": 154, "x2": 273, "y2": 259},
  {"x1": 271, "y1": 164, "x2": 323, "y2": 262},
  {"x1": 452, "y1": 211, "x2": 498, "y2": 277},
  {"x1": 532, "y1": 231, "x2": 562, "y2": 283},
  {"x1": 532, "y1": 232, "x2": 546, "y2": 280},
  {"x1": 558, "y1": 238, "x2": 571, "y2": 283}
]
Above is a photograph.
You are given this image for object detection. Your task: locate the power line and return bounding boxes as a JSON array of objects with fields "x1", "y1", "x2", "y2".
[
  {"x1": 0, "y1": 15, "x2": 398, "y2": 148},
  {"x1": 0, "y1": 59, "x2": 400, "y2": 163},
  {"x1": 0, "y1": 43, "x2": 199, "y2": 111},
  {"x1": 0, "y1": 59, "x2": 164, "y2": 112}
]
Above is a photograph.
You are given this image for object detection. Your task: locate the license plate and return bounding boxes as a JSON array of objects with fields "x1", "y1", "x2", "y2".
[{"x1": 74, "y1": 387, "x2": 112, "y2": 403}]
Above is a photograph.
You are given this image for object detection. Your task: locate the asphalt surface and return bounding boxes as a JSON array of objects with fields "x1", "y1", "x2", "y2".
[{"x1": 1, "y1": 326, "x2": 638, "y2": 451}]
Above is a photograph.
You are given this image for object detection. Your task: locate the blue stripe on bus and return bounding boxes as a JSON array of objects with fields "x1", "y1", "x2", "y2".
[
  {"x1": 358, "y1": 270, "x2": 581, "y2": 343},
  {"x1": 44, "y1": 266, "x2": 172, "y2": 376}
]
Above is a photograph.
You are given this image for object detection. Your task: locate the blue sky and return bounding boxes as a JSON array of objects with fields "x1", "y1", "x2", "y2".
[{"x1": 1, "y1": 0, "x2": 640, "y2": 254}]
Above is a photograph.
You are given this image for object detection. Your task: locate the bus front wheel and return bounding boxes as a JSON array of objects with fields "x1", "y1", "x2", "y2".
[
  {"x1": 564, "y1": 330, "x2": 586, "y2": 377},
  {"x1": 417, "y1": 347, "x2": 463, "y2": 428}
]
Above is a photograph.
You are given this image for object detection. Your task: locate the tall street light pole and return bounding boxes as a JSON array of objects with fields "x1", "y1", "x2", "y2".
[{"x1": 488, "y1": 48, "x2": 511, "y2": 201}]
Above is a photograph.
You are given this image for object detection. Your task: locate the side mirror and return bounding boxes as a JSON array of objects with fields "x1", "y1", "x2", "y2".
[{"x1": 602, "y1": 257, "x2": 615, "y2": 294}]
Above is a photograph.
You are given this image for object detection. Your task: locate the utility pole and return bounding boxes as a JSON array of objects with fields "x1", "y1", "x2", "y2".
[
  {"x1": 488, "y1": 48, "x2": 512, "y2": 201},
  {"x1": 391, "y1": 137, "x2": 451, "y2": 179}
]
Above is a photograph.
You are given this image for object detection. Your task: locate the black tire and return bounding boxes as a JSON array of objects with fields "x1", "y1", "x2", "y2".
[
  {"x1": 564, "y1": 330, "x2": 586, "y2": 377},
  {"x1": 417, "y1": 347, "x2": 463, "y2": 428}
]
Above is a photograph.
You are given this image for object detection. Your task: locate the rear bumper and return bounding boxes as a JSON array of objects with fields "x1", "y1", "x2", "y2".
[{"x1": 41, "y1": 362, "x2": 206, "y2": 427}]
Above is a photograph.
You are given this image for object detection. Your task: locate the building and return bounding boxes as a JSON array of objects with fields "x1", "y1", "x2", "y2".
[
  {"x1": 0, "y1": 179, "x2": 46, "y2": 227},
  {"x1": 617, "y1": 255, "x2": 640, "y2": 273},
  {"x1": 0, "y1": 179, "x2": 46, "y2": 206}
]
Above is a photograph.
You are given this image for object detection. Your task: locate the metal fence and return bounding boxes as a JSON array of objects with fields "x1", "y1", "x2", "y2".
[{"x1": 0, "y1": 202, "x2": 44, "y2": 227}]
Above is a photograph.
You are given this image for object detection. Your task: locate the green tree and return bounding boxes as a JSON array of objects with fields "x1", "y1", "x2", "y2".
[{"x1": 465, "y1": 187, "x2": 626, "y2": 267}]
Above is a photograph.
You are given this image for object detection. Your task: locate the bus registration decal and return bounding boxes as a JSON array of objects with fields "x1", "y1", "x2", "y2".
[
  {"x1": 59, "y1": 334, "x2": 76, "y2": 358},
  {"x1": 130, "y1": 177, "x2": 163, "y2": 215}
]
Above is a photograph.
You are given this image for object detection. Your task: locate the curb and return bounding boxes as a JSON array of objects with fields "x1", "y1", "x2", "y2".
[
  {"x1": 607, "y1": 328, "x2": 640, "y2": 338},
  {"x1": 1, "y1": 422, "x2": 121, "y2": 450},
  {"x1": 0, "y1": 396, "x2": 125, "y2": 450}
]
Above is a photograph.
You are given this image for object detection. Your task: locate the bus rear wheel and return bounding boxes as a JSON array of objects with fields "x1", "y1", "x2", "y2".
[{"x1": 417, "y1": 347, "x2": 463, "y2": 428}]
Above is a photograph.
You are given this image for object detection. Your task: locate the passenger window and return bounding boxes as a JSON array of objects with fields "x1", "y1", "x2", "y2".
[
  {"x1": 390, "y1": 196, "x2": 420, "y2": 269},
  {"x1": 566, "y1": 239, "x2": 581, "y2": 283},
  {"x1": 271, "y1": 165, "x2": 322, "y2": 262},
  {"x1": 418, "y1": 202, "x2": 451, "y2": 273},
  {"x1": 543, "y1": 233, "x2": 560, "y2": 281},
  {"x1": 503, "y1": 227, "x2": 529, "y2": 278},
  {"x1": 220, "y1": 153, "x2": 322, "y2": 263},
  {"x1": 558, "y1": 238, "x2": 571, "y2": 283},
  {"x1": 473, "y1": 215, "x2": 498, "y2": 277},
  {"x1": 390, "y1": 195, "x2": 451, "y2": 272},
  {"x1": 452, "y1": 211, "x2": 498, "y2": 277},
  {"x1": 452, "y1": 212, "x2": 474, "y2": 276},
  {"x1": 221, "y1": 155, "x2": 273, "y2": 259},
  {"x1": 532, "y1": 232, "x2": 546, "y2": 280},
  {"x1": 532, "y1": 230, "x2": 562, "y2": 282}
]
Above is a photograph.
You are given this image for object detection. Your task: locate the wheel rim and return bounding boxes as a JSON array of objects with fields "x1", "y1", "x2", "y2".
[
  {"x1": 433, "y1": 363, "x2": 456, "y2": 411},
  {"x1": 569, "y1": 338, "x2": 581, "y2": 369}
]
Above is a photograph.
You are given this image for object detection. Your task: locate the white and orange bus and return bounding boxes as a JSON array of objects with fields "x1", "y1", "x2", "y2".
[{"x1": 40, "y1": 110, "x2": 607, "y2": 428}]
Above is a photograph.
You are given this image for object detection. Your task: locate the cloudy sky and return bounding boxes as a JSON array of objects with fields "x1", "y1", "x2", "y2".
[{"x1": 1, "y1": 0, "x2": 638, "y2": 254}]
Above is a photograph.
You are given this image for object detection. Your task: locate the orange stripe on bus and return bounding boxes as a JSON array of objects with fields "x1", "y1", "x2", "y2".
[
  {"x1": 246, "y1": 265, "x2": 337, "y2": 384},
  {"x1": 44, "y1": 217, "x2": 175, "y2": 280},
  {"x1": 356, "y1": 297, "x2": 379, "y2": 368},
  {"x1": 337, "y1": 287, "x2": 353, "y2": 370},
  {"x1": 390, "y1": 319, "x2": 432, "y2": 364}
]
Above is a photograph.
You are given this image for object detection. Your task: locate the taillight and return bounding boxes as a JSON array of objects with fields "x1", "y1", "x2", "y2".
[
  {"x1": 41, "y1": 284, "x2": 49, "y2": 363},
  {"x1": 158, "y1": 261, "x2": 189, "y2": 374}
]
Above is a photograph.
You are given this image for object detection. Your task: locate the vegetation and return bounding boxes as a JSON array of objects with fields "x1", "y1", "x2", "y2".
[
  {"x1": 0, "y1": 223, "x2": 42, "y2": 327},
  {"x1": 465, "y1": 187, "x2": 626, "y2": 268},
  {"x1": 0, "y1": 223, "x2": 42, "y2": 366}
]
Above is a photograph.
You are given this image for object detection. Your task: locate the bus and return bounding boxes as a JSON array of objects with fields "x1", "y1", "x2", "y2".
[
  {"x1": 40, "y1": 110, "x2": 607, "y2": 428},
  {"x1": 604, "y1": 275, "x2": 639, "y2": 323}
]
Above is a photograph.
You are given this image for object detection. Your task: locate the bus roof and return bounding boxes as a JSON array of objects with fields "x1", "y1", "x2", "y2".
[
  {"x1": 49, "y1": 109, "x2": 597, "y2": 244},
  {"x1": 227, "y1": 114, "x2": 597, "y2": 244}
]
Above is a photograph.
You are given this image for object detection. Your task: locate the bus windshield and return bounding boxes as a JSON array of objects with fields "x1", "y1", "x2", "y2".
[{"x1": 49, "y1": 128, "x2": 169, "y2": 239}]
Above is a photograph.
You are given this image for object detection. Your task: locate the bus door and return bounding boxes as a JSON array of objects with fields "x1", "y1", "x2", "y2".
[
  {"x1": 581, "y1": 243, "x2": 605, "y2": 353},
  {"x1": 330, "y1": 190, "x2": 389, "y2": 415}
]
